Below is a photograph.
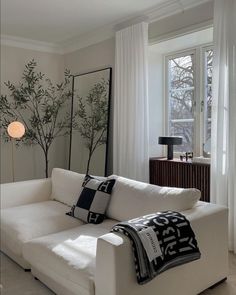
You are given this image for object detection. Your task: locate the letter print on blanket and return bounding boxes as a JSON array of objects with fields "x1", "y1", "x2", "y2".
[{"x1": 112, "y1": 211, "x2": 201, "y2": 284}]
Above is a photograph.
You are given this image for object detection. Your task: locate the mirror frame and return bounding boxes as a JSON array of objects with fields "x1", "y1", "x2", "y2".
[{"x1": 68, "y1": 67, "x2": 112, "y2": 176}]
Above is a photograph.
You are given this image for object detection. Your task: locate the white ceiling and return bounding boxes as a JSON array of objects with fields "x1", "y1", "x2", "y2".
[{"x1": 1, "y1": 0, "x2": 167, "y2": 44}]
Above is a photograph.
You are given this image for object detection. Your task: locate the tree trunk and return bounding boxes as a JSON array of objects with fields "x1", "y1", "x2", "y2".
[
  {"x1": 44, "y1": 150, "x2": 49, "y2": 178},
  {"x1": 86, "y1": 149, "x2": 92, "y2": 175},
  {"x1": 86, "y1": 129, "x2": 94, "y2": 175}
]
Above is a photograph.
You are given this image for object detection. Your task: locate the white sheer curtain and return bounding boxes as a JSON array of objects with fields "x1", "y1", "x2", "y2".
[
  {"x1": 113, "y1": 22, "x2": 149, "y2": 182},
  {"x1": 211, "y1": 0, "x2": 236, "y2": 253}
]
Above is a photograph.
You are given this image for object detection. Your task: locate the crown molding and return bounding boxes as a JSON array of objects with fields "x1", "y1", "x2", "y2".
[
  {"x1": 146, "y1": 0, "x2": 212, "y2": 23},
  {"x1": 62, "y1": 0, "x2": 212, "y2": 54},
  {"x1": 1, "y1": 35, "x2": 63, "y2": 54},
  {"x1": 1, "y1": 0, "x2": 212, "y2": 55},
  {"x1": 62, "y1": 26, "x2": 115, "y2": 54},
  {"x1": 149, "y1": 19, "x2": 213, "y2": 45}
]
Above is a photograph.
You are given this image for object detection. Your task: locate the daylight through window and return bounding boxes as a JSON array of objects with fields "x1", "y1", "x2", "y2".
[{"x1": 166, "y1": 46, "x2": 213, "y2": 156}]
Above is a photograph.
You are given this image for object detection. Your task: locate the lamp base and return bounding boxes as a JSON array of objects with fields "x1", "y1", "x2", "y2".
[
  {"x1": 11, "y1": 139, "x2": 15, "y2": 182},
  {"x1": 158, "y1": 136, "x2": 182, "y2": 160},
  {"x1": 167, "y1": 145, "x2": 174, "y2": 160}
]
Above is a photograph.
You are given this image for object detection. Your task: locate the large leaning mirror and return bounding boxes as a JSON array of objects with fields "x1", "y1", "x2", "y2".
[{"x1": 69, "y1": 67, "x2": 112, "y2": 176}]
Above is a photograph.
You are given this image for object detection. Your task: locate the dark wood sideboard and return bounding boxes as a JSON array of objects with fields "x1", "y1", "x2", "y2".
[{"x1": 149, "y1": 157, "x2": 210, "y2": 202}]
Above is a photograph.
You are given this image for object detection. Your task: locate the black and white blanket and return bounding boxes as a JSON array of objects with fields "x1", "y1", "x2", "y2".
[{"x1": 112, "y1": 211, "x2": 201, "y2": 284}]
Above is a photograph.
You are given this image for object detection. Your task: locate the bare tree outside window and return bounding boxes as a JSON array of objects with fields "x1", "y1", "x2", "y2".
[{"x1": 168, "y1": 54, "x2": 195, "y2": 152}]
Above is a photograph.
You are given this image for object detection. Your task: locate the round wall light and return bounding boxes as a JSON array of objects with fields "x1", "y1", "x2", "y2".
[{"x1": 7, "y1": 121, "x2": 25, "y2": 139}]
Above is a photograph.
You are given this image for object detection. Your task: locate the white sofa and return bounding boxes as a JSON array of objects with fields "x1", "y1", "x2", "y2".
[{"x1": 0, "y1": 168, "x2": 228, "y2": 295}]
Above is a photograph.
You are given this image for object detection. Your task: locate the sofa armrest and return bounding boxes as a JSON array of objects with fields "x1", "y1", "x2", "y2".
[
  {"x1": 96, "y1": 232, "x2": 135, "y2": 295},
  {"x1": 0, "y1": 178, "x2": 52, "y2": 209},
  {"x1": 95, "y1": 202, "x2": 228, "y2": 295}
]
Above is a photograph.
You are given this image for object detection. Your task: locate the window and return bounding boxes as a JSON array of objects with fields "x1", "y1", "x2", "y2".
[
  {"x1": 165, "y1": 46, "x2": 213, "y2": 156},
  {"x1": 203, "y1": 49, "x2": 213, "y2": 155}
]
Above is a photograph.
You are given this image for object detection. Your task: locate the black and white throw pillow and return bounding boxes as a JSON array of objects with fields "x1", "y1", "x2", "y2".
[{"x1": 66, "y1": 175, "x2": 116, "y2": 224}]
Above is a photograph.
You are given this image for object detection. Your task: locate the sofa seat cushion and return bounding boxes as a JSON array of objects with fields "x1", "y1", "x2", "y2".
[
  {"x1": 23, "y1": 219, "x2": 117, "y2": 295},
  {"x1": 1, "y1": 200, "x2": 82, "y2": 257}
]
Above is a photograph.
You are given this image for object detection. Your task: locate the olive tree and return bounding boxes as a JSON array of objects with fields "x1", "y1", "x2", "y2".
[{"x1": 0, "y1": 60, "x2": 72, "y2": 177}]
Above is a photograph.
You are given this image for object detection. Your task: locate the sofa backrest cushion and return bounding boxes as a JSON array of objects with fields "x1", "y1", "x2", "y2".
[
  {"x1": 50, "y1": 168, "x2": 85, "y2": 207},
  {"x1": 106, "y1": 175, "x2": 201, "y2": 221}
]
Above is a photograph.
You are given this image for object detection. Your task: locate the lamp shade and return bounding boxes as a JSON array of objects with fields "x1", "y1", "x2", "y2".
[
  {"x1": 158, "y1": 136, "x2": 182, "y2": 145},
  {"x1": 7, "y1": 121, "x2": 25, "y2": 139}
]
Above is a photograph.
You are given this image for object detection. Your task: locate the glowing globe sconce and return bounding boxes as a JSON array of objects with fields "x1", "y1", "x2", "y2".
[{"x1": 7, "y1": 121, "x2": 25, "y2": 139}]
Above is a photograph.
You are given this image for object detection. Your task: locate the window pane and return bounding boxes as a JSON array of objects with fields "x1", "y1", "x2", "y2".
[
  {"x1": 170, "y1": 121, "x2": 194, "y2": 152},
  {"x1": 203, "y1": 49, "x2": 213, "y2": 154},
  {"x1": 168, "y1": 54, "x2": 195, "y2": 153},
  {"x1": 170, "y1": 89, "x2": 194, "y2": 119},
  {"x1": 170, "y1": 56, "x2": 194, "y2": 89}
]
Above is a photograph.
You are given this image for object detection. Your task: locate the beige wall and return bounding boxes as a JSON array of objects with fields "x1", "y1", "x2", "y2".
[
  {"x1": 0, "y1": 45, "x2": 67, "y2": 183},
  {"x1": 64, "y1": 38, "x2": 115, "y2": 75}
]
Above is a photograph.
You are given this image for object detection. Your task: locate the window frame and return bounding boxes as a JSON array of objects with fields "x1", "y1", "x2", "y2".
[
  {"x1": 164, "y1": 43, "x2": 213, "y2": 157},
  {"x1": 201, "y1": 44, "x2": 213, "y2": 157}
]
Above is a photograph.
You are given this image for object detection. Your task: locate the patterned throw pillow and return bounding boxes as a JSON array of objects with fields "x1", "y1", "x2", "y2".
[{"x1": 66, "y1": 175, "x2": 116, "y2": 224}]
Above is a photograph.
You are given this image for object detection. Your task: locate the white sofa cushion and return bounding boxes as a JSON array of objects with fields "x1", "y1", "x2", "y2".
[
  {"x1": 50, "y1": 168, "x2": 85, "y2": 207},
  {"x1": 1, "y1": 200, "x2": 82, "y2": 258},
  {"x1": 107, "y1": 175, "x2": 201, "y2": 221},
  {"x1": 23, "y1": 219, "x2": 117, "y2": 295}
]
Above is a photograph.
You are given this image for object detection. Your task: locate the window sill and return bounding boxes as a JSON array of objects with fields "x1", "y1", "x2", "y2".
[{"x1": 192, "y1": 157, "x2": 211, "y2": 164}]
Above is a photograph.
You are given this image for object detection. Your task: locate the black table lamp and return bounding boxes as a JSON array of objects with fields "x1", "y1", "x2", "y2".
[{"x1": 158, "y1": 136, "x2": 183, "y2": 160}]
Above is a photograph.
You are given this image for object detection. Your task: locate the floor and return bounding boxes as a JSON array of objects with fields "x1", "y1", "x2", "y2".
[
  {"x1": 0, "y1": 253, "x2": 53, "y2": 295},
  {"x1": 0, "y1": 252, "x2": 236, "y2": 295}
]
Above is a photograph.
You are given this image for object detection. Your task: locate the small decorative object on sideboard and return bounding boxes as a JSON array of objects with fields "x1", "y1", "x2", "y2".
[
  {"x1": 158, "y1": 136, "x2": 183, "y2": 160},
  {"x1": 180, "y1": 152, "x2": 193, "y2": 162}
]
